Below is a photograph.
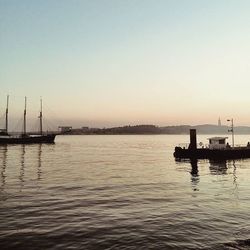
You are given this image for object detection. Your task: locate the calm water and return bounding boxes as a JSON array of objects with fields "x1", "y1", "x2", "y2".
[{"x1": 0, "y1": 135, "x2": 250, "y2": 250}]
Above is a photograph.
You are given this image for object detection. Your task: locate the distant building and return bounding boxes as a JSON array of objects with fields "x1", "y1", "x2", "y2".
[
  {"x1": 81, "y1": 126, "x2": 89, "y2": 132},
  {"x1": 58, "y1": 126, "x2": 72, "y2": 133},
  {"x1": 218, "y1": 117, "x2": 221, "y2": 126}
]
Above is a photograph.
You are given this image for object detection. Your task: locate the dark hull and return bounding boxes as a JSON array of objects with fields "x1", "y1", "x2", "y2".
[
  {"x1": 0, "y1": 134, "x2": 56, "y2": 144},
  {"x1": 174, "y1": 146, "x2": 250, "y2": 160}
]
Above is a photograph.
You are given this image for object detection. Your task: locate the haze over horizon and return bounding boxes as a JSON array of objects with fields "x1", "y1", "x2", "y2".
[{"x1": 1, "y1": 0, "x2": 250, "y2": 127}]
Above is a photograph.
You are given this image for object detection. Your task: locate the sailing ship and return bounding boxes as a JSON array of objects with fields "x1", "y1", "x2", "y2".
[{"x1": 0, "y1": 96, "x2": 56, "y2": 144}]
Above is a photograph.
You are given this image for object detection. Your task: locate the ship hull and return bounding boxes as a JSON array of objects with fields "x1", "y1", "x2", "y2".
[
  {"x1": 0, "y1": 134, "x2": 56, "y2": 144},
  {"x1": 174, "y1": 146, "x2": 250, "y2": 160}
]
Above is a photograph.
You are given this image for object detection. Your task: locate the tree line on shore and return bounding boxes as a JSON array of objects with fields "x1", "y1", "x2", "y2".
[{"x1": 61, "y1": 124, "x2": 250, "y2": 135}]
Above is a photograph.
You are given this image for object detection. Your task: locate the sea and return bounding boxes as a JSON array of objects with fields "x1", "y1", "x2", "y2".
[{"x1": 0, "y1": 135, "x2": 249, "y2": 250}]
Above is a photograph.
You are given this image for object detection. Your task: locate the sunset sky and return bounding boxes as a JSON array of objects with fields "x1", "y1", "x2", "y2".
[{"x1": 1, "y1": 0, "x2": 250, "y2": 128}]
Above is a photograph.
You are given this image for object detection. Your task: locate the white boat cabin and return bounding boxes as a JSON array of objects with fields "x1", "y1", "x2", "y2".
[{"x1": 208, "y1": 137, "x2": 228, "y2": 149}]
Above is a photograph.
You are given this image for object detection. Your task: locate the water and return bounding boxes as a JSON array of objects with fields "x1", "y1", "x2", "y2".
[{"x1": 0, "y1": 135, "x2": 250, "y2": 249}]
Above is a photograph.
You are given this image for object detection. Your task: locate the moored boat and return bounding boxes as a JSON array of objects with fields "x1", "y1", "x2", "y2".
[
  {"x1": 174, "y1": 129, "x2": 250, "y2": 160},
  {"x1": 0, "y1": 96, "x2": 56, "y2": 144}
]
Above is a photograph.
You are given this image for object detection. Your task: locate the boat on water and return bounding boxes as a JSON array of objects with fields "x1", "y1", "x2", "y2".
[
  {"x1": 0, "y1": 96, "x2": 56, "y2": 144},
  {"x1": 174, "y1": 128, "x2": 250, "y2": 160}
]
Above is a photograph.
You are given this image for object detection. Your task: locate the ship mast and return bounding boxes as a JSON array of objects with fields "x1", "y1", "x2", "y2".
[
  {"x1": 23, "y1": 96, "x2": 27, "y2": 135},
  {"x1": 5, "y1": 95, "x2": 9, "y2": 133},
  {"x1": 39, "y1": 98, "x2": 43, "y2": 135}
]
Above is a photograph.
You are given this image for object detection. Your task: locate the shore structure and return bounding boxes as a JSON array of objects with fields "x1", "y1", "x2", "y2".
[
  {"x1": 0, "y1": 96, "x2": 56, "y2": 144},
  {"x1": 174, "y1": 129, "x2": 250, "y2": 160}
]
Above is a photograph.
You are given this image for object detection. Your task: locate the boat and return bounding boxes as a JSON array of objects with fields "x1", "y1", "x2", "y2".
[
  {"x1": 0, "y1": 96, "x2": 56, "y2": 144},
  {"x1": 174, "y1": 128, "x2": 250, "y2": 160}
]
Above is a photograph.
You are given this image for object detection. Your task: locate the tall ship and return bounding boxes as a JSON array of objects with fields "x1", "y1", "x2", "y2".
[{"x1": 0, "y1": 96, "x2": 56, "y2": 144}]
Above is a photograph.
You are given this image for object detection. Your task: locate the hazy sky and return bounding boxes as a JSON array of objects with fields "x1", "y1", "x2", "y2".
[{"x1": 1, "y1": 0, "x2": 250, "y2": 127}]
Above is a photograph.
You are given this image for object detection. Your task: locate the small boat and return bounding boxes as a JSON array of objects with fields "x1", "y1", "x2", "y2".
[
  {"x1": 174, "y1": 129, "x2": 250, "y2": 160},
  {"x1": 0, "y1": 96, "x2": 56, "y2": 144}
]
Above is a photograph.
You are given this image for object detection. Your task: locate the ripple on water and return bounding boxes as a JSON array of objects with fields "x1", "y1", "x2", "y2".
[{"x1": 0, "y1": 135, "x2": 250, "y2": 249}]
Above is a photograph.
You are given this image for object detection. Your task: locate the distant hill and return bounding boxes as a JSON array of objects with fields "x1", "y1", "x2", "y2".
[
  {"x1": 62, "y1": 124, "x2": 250, "y2": 135},
  {"x1": 193, "y1": 124, "x2": 250, "y2": 134}
]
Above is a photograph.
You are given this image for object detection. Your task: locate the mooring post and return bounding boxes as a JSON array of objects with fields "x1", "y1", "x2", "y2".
[{"x1": 189, "y1": 129, "x2": 197, "y2": 150}]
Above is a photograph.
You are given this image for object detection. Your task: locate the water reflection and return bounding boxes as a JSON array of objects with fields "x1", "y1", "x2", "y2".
[
  {"x1": 177, "y1": 157, "x2": 240, "y2": 193},
  {"x1": 0, "y1": 144, "x2": 44, "y2": 191},
  {"x1": 209, "y1": 160, "x2": 228, "y2": 175},
  {"x1": 37, "y1": 144, "x2": 42, "y2": 181},
  {"x1": 19, "y1": 144, "x2": 43, "y2": 186},
  {"x1": 209, "y1": 160, "x2": 238, "y2": 194},
  {"x1": 229, "y1": 160, "x2": 238, "y2": 197},
  {"x1": 190, "y1": 159, "x2": 198, "y2": 176},
  {"x1": 19, "y1": 145, "x2": 25, "y2": 188},
  {"x1": 0, "y1": 145, "x2": 8, "y2": 191},
  {"x1": 190, "y1": 159, "x2": 199, "y2": 191},
  {"x1": 232, "y1": 161, "x2": 237, "y2": 185}
]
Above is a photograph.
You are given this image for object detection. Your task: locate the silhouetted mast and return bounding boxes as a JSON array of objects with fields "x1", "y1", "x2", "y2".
[
  {"x1": 227, "y1": 118, "x2": 234, "y2": 147},
  {"x1": 23, "y1": 96, "x2": 27, "y2": 135},
  {"x1": 39, "y1": 98, "x2": 43, "y2": 135},
  {"x1": 5, "y1": 95, "x2": 9, "y2": 133}
]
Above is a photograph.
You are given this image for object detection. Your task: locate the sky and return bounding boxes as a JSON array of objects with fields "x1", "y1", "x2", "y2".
[{"x1": 1, "y1": 0, "x2": 250, "y2": 128}]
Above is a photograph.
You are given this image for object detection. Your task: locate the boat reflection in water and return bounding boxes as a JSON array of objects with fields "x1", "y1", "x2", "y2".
[
  {"x1": 190, "y1": 159, "x2": 199, "y2": 191},
  {"x1": 176, "y1": 157, "x2": 239, "y2": 193},
  {"x1": 0, "y1": 144, "x2": 44, "y2": 194},
  {"x1": 0, "y1": 145, "x2": 7, "y2": 191},
  {"x1": 188, "y1": 159, "x2": 237, "y2": 177},
  {"x1": 19, "y1": 144, "x2": 43, "y2": 184},
  {"x1": 209, "y1": 160, "x2": 228, "y2": 175},
  {"x1": 19, "y1": 145, "x2": 26, "y2": 189},
  {"x1": 37, "y1": 144, "x2": 42, "y2": 181}
]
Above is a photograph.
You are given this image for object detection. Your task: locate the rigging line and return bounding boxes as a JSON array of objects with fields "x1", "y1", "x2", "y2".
[
  {"x1": 11, "y1": 116, "x2": 23, "y2": 133},
  {"x1": 0, "y1": 112, "x2": 5, "y2": 120},
  {"x1": 42, "y1": 103, "x2": 66, "y2": 127},
  {"x1": 43, "y1": 117, "x2": 56, "y2": 129},
  {"x1": 0, "y1": 114, "x2": 5, "y2": 128},
  {"x1": 30, "y1": 119, "x2": 40, "y2": 133},
  {"x1": 43, "y1": 118, "x2": 60, "y2": 132},
  {"x1": 42, "y1": 118, "x2": 54, "y2": 131}
]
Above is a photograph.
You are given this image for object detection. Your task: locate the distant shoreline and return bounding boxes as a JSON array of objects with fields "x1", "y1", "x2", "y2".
[{"x1": 59, "y1": 124, "x2": 250, "y2": 135}]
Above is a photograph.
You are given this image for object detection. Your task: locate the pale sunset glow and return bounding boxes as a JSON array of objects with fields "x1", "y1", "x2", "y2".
[{"x1": 1, "y1": 0, "x2": 250, "y2": 127}]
